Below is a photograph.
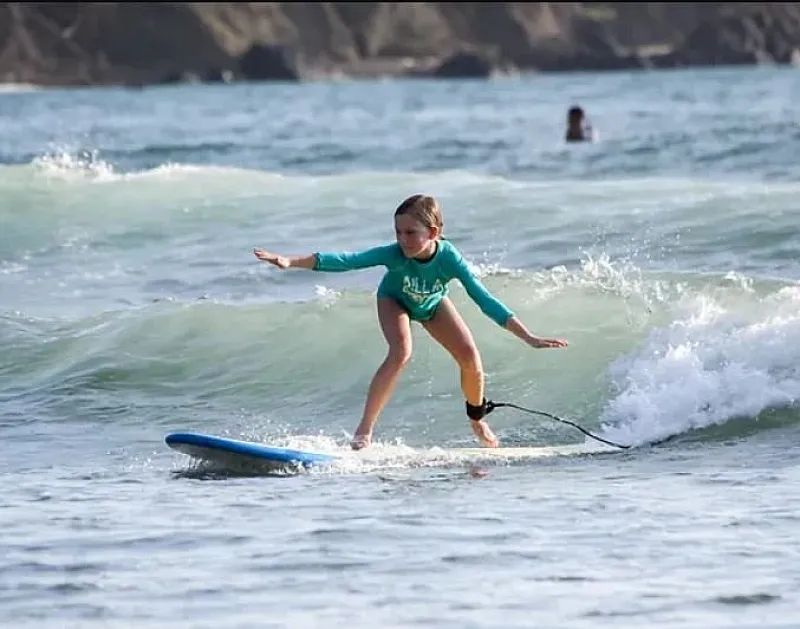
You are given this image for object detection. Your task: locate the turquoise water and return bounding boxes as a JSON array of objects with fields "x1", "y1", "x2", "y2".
[{"x1": 2, "y1": 66, "x2": 800, "y2": 628}]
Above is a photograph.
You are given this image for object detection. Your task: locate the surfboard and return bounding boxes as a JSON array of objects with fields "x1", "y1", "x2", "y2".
[
  {"x1": 165, "y1": 432, "x2": 338, "y2": 469},
  {"x1": 432, "y1": 444, "x2": 608, "y2": 458},
  {"x1": 165, "y1": 431, "x2": 616, "y2": 470}
]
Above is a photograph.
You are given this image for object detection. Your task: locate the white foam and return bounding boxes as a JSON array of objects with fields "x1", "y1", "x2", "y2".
[
  {"x1": 313, "y1": 284, "x2": 342, "y2": 303},
  {"x1": 465, "y1": 258, "x2": 522, "y2": 279},
  {"x1": 116, "y1": 162, "x2": 286, "y2": 184},
  {"x1": 0, "y1": 83, "x2": 42, "y2": 92},
  {"x1": 261, "y1": 432, "x2": 607, "y2": 476},
  {"x1": 32, "y1": 149, "x2": 115, "y2": 181},
  {"x1": 598, "y1": 285, "x2": 800, "y2": 445}
]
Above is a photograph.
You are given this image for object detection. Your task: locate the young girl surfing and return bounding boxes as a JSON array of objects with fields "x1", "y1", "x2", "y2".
[{"x1": 254, "y1": 194, "x2": 568, "y2": 450}]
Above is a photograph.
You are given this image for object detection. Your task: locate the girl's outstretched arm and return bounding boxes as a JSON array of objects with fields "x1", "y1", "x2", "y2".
[
  {"x1": 448, "y1": 246, "x2": 568, "y2": 349},
  {"x1": 254, "y1": 248, "x2": 315, "y2": 269},
  {"x1": 255, "y1": 244, "x2": 400, "y2": 272}
]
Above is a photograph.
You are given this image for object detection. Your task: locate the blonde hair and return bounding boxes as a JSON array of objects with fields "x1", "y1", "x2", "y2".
[{"x1": 394, "y1": 194, "x2": 443, "y2": 236}]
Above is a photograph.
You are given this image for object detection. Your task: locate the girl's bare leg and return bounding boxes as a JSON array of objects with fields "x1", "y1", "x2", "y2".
[
  {"x1": 351, "y1": 298, "x2": 413, "y2": 450},
  {"x1": 422, "y1": 298, "x2": 498, "y2": 448}
]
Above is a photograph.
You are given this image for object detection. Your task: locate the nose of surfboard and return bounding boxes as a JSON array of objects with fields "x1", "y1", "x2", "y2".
[{"x1": 165, "y1": 432, "x2": 339, "y2": 467}]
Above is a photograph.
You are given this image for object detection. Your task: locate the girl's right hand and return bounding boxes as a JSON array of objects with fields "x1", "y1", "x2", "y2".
[
  {"x1": 529, "y1": 336, "x2": 568, "y2": 349},
  {"x1": 254, "y1": 247, "x2": 290, "y2": 269}
]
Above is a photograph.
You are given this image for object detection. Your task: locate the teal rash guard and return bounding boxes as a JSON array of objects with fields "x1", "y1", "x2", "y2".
[{"x1": 313, "y1": 239, "x2": 514, "y2": 326}]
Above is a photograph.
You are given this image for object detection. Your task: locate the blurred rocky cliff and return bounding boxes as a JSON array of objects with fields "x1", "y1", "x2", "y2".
[{"x1": 2, "y1": 2, "x2": 800, "y2": 87}]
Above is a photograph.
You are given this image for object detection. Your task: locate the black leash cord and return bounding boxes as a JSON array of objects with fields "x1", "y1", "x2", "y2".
[{"x1": 486, "y1": 400, "x2": 631, "y2": 450}]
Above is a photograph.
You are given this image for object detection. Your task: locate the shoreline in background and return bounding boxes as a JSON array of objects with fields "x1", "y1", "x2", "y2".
[{"x1": 1, "y1": 3, "x2": 799, "y2": 89}]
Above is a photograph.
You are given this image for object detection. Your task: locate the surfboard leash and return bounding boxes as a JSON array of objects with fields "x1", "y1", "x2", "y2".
[{"x1": 485, "y1": 400, "x2": 631, "y2": 450}]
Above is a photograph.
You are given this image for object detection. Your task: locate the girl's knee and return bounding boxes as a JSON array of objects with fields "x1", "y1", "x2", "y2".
[
  {"x1": 386, "y1": 343, "x2": 413, "y2": 369},
  {"x1": 452, "y1": 345, "x2": 481, "y2": 373}
]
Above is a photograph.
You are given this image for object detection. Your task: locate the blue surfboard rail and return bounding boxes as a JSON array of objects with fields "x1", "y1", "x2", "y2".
[{"x1": 165, "y1": 432, "x2": 339, "y2": 468}]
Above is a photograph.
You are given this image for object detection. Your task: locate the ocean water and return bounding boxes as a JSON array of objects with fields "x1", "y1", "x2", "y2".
[{"x1": 2, "y1": 66, "x2": 800, "y2": 628}]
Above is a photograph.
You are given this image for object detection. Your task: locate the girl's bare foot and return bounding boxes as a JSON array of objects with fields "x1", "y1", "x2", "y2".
[{"x1": 470, "y1": 420, "x2": 499, "y2": 448}]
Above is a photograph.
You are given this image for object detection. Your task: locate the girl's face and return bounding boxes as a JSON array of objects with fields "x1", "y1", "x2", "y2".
[{"x1": 394, "y1": 214, "x2": 438, "y2": 259}]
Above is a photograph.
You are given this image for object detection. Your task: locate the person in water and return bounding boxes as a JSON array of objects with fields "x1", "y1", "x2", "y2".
[
  {"x1": 253, "y1": 194, "x2": 568, "y2": 450},
  {"x1": 565, "y1": 105, "x2": 593, "y2": 142}
]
